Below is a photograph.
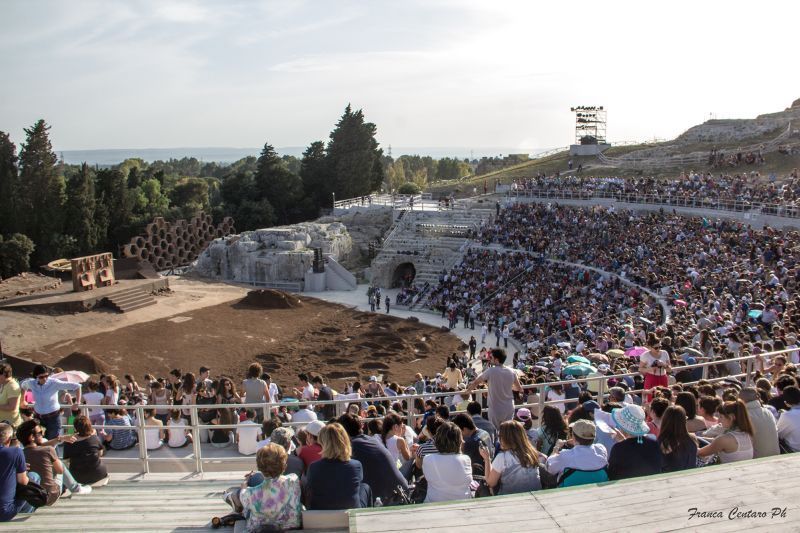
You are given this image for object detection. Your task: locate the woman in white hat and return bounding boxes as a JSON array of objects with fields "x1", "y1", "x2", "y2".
[{"x1": 607, "y1": 404, "x2": 663, "y2": 480}]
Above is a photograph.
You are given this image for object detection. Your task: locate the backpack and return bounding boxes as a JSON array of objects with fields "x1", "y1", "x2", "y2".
[{"x1": 15, "y1": 480, "x2": 49, "y2": 508}]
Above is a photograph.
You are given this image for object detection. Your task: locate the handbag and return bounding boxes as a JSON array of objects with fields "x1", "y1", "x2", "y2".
[{"x1": 15, "y1": 480, "x2": 49, "y2": 508}]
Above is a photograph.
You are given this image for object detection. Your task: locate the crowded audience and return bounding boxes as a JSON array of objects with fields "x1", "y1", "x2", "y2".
[{"x1": 6, "y1": 192, "x2": 800, "y2": 527}]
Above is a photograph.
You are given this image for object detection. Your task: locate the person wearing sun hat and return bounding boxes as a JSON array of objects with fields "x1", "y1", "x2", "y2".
[
  {"x1": 545, "y1": 419, "x2": 608, "y2": 481},
  {"x1": 607, "y1": 404, "x2": 663, "y2": 480}
]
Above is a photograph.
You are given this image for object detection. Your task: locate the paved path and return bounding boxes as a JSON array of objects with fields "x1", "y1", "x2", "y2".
[{"x1": 311, "y1": 284, "x2": 515, "y2": 354}]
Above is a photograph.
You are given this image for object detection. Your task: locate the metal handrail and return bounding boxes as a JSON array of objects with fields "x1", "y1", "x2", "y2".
[{"x1": 54, "y1": 348, "x2": 790, "y2": 473}]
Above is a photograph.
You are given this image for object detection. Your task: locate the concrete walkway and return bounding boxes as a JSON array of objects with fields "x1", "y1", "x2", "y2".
[{"x1": 310, "y1": 284, "x2": 514, "y2": 353}]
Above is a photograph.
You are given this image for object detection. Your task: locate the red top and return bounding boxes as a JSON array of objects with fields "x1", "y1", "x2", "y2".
[{"x1": 298, "y1": 443, "x2": 322, "y2": 468}]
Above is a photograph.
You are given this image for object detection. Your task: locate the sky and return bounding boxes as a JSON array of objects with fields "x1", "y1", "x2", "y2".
[{"x1": 1, "y1": 0, "x2": 798, "y2": 154}]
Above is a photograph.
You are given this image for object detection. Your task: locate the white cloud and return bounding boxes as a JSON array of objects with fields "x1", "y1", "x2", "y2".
[
  {"x1": 0, "y1": 0, "x2": 798, "y2": 151},
  {"x1": 153, "y1": 2, "x2": 210, "y2": 23}
]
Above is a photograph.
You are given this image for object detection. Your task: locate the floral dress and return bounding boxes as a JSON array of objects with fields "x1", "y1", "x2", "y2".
[{"x1": 239, "y1": 474, "x2": 302, "y2": 531}]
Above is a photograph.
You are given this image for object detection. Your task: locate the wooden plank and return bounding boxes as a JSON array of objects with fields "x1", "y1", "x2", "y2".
[
  {"x1": 546, "y1": 473, "x2": 792, "y2": 522},
  {"x1": 352, "y1": 495, "x2": 558, "y2": 532}
]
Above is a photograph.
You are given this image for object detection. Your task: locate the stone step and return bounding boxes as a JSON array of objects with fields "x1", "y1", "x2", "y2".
[{"x1": 104, "y1": 289, "x2": 157, "y2": 313}]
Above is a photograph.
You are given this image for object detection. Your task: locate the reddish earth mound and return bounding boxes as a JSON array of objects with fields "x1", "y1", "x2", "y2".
[
  {"x1": 240, "y1": 289, "x2": 303, "y2": 309},
  {"x1": 54, "y1": 351, "x2": 110, "y2": 375}
]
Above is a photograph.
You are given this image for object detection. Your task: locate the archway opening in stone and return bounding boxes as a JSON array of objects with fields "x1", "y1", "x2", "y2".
[{"x1": 392, "y1": 262, "x2": 416, "y2": 288}]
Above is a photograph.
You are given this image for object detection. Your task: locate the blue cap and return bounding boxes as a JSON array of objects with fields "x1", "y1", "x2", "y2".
[{"x1": 582, "y1": 400, "x2": 601, "y2": 412}]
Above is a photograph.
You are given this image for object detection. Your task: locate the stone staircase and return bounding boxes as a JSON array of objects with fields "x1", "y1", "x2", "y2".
[
  {"x1": 104, "y1": 286, "x2": 157, "y2": 313},
  {"x1": 370, "y1": 207, "x2": 493, "y2": 288}
]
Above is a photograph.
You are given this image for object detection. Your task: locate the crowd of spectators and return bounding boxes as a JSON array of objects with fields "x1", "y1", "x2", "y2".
[
  {"x1": 7, "y1": 194, "x2": 800, "y2": 527},
  {"x1": 509, "y1": 168, "x2": 800, "y2": 210}
]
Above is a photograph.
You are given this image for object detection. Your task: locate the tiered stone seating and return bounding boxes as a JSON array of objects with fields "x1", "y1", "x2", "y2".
[{"x1": 371, "y1": 208, "x2": 493, "y2": 288}]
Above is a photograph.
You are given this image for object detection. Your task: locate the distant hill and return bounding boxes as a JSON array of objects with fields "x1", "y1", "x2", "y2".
[
  {"x1": 430, "y1": 98, "x2": 800, "y2": 193},
  {"x1": 57, "y1": 146, "x2": 545, "y2": 166}
]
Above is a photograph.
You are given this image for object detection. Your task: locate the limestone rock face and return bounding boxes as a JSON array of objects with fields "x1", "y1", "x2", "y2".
[
  {"x1": 194, "y1": 222, "x2": 353, "y2": 283},
  {"x1": 317, "y1": 206, "x2": 393, "y2": 269}
]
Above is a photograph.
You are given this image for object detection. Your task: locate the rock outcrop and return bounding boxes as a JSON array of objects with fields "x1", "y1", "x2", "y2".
[{"x1": 194, "y1": 222, "x2": 353, "y2": 284}]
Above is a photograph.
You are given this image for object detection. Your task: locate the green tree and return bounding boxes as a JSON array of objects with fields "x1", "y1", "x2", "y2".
[
  {"x1": 397, "y1": 182, "x2": 420, "y2": 195},
  {"x1": 254, "y1": 143, "x2": 303, "y2": 224},
  {"x1": 0, "y1": 233, "x2": 35, "y2": 279},
  {"x1": 170, "y1": 177, "x2": 210, "y2": 214},
  {"x1": 95, "y1": 168, "x2": 132, "y2": 248},
  {"x1": 300, "y1": 141, "x2": 330, "y2": 211},
  {"x1": 137, "y1": 178, "x2": 170, "y2": 219},
  {"x1": 385, "y1": 159, "x2": 406, "y2": 192},
  {"x1": 63, "y1": 163, "x2": 97, "y2": 255},
  {"x1": 17, "y1": 120, "x2": 65, "y2": 262},
  {"x1": 93, "y1": 193, "x2": 110, "y2": 250},
  {"x1": 0, "y1": 132, "x2": 19, "y2": 234},
  {"x1": 326, "y1": 104, "x2": 384, "y2": 199}
]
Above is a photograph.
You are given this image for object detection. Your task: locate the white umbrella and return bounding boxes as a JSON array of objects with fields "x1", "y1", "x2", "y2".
[{"x1": 51, "y1": 370, "x2": 89, "y2": 383}]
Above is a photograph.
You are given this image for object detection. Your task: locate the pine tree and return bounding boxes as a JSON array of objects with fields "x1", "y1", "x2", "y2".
[
  {"x1": 64, "y1": 163, "x2": 97, "y2": 255},
  {"x1": 0, "y1": 233, "x2": 35, "y2": 279},
  {"x1": 95, "y1": 168, "x2": 132, "y2": 248},
  {"x1": 17, "y1": 119, "x2": 65, "y2": 262},
  {"x1": 254, "y1": 143, "x2": 303, "y2": 225},
  {"x1": 300, "y1": 141, "x2": 330, "y2": 212},
  {"x1": 0, "y1": 131, "x2": 19, "y2": 235},
  {"x1": 326, "y1": 104, "x2": 384, "y2": 199}
]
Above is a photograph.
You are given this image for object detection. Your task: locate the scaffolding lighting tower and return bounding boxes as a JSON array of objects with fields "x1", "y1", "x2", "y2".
[{"x1": 570, "y1": 105, "x2": 607, "y2": 145}]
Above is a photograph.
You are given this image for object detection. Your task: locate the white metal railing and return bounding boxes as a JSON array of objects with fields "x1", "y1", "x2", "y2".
[
  {"x1": 505, "y1": 188, "x2": 800, "y2": 218},
  {"x1": 61, "y1": 349, "x2": 788, "y2": 474}
]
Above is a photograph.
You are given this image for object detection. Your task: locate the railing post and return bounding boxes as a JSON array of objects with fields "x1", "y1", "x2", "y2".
[
  {"x1": 406, "y1": 394, "x2": 416, "y2": 429},
  {"x1": 745, "y1": 357, "x2": 754, "y2": 387},
  {"x1": 135, "y1": 405, "x2": 149, "y2": 475},
  {"x1": 190, "y1": 405, "x2": 203, "y2": 473},
  {"x1": 537, "y1": 383, "x2": 545, "y2": 419},
  {"x1": 597, "y1": 376, "x2": 605, "y2": 407}
]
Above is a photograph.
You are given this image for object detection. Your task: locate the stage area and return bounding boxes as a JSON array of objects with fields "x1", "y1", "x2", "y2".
[{"x1": 22, "y1": 293, "x2": 465, "y2": 387}]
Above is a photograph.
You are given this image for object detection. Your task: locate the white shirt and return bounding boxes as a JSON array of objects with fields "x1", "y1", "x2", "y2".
[
  {"x1": 300, "y1": 384, "x2": 315, "y2": 401},
  {"x1": 641, "y1": 349, "x2": 670, "y2": 376},
  {"x1": 267, "y1": 382, "x2": 279, "y2": 404},
  {"x1": 546, "y1": 444, "x2": 608, "y2": 476},
  {"x1": 167, "y1": 418, "x2": 188, "y2": 447},
  {"x1": 545, "y1": 389, "x2": 566, "y2": 414},
  {"x1": 291, "y1": 408, "x2": 318, "y2": 429},
  {"x1": 422, "y1": 453, "x2": 473, "y2": 503},
  {"x1": 83, "y1": 392, "x2": 105, "y2": 416},
  {"x1": 777, "y1": 406, "x2": 800, "y2": 452},
  {"x1": 237, "y1": 420, "x2": 260, "y2": 456},
  {"x1": 145, "y1": 419, "x2": 163, "y2": 450},
  {"x1": 385, "y1": 435, "x2": 405, "y2": 465}
]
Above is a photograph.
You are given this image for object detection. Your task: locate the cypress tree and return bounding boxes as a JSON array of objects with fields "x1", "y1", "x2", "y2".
[
  {"x1": 64, "y1": 163, "x2": 97, "y2": 255},
  {"x1": 300, "y1": 141, "x2": 330, "y2": 212},
  {"x1": 17, "y1": 119, "x2": 65, "y2": 262},
  {"x1": 0, "y1": 131, "x2": 19, "y2": 235},
  {"x1": 254, "y1": 143, "x2": 303, "y2": 225},
  {"x1": 326, "y1": 104, "x2": 384, "y2": 199}
]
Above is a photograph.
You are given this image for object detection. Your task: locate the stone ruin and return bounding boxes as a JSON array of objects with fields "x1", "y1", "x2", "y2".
[{"x1": 194, "y1": 222, "x2": 353, "y2": 286}]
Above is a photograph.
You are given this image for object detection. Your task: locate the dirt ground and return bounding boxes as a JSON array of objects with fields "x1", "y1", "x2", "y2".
[
  {"x1": 0, "y1": 277, "x2": 249, "y2": 355},
  {"x1": 4, "y1": 281, "x2": 463, "y2": 388},
  {"x1": 0, "y1": 273, "x2": 63, "y2": 300}
]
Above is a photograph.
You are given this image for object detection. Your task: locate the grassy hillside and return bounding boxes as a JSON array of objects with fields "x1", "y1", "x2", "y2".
[{"x1": 428, "y1": 136, "x2": 800, "y2": 196}]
